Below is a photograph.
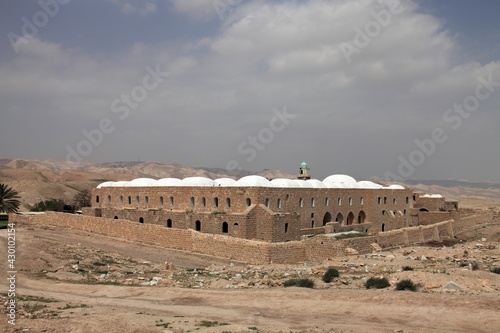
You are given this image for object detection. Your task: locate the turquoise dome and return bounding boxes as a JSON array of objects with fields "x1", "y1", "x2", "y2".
[{"x1": 300, "y1": 162, "x2": 308, "y2": 168}]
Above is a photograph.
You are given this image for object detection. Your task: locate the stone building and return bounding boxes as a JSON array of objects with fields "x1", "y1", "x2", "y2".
[{"x1": 87, "y1": 163, "x2": 458, "y2": 243}]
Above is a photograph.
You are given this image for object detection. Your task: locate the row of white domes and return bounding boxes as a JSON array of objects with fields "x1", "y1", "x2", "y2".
[{"x1": 97, "y1": 174, "x2": 405, "y2": 190}]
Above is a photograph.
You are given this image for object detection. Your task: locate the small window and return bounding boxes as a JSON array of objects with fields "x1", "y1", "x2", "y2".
[
  {"x1": 169, "y1": 196, "x2": 174, "y2": 206},
  {"x1": 311, "y1": 213, "x2": 314, "y2": 218},
  {"x1": 413, "y1": 195, "x2": 416, "y2": 201},
  {"x1": 107, "y1": 195, "x2": 111, "y2": 203},
  {"x1": 96, "y1": 195, "x2": 100, "y2": 203},
  {"x1": 233, "y1": 223, "x2": 239, "y2": 233},
  {"x1": 190, "y1": 197, "x2": 195, "y2": 207},
  {"x1": 377, "y1": 197, "x2": 381, "y2": 205},
  {"x1": 325, "y1": 197, "x2": 329, "y2": 207},
  {"x1": 311, "y1": 197, "x2": 315, "y2": 207},
  {"x1": 128, "y1": 196, "x2": 132, "y2": 205},
  {"x1": 360, "y1": 197, "x2": 364, "y2": 205},
  {"x1": 222, "y1": 222, "x2": 228, "y2": 233},
  {"x1": 159, "y1": 196, "x2": 164, "y2": 206},
  {"x1": 114, "y1": 216, "x2": 118, "y2": 219},
  {"x1": 406, "y1": 197, "x2": 409, "y2": 204},
  {"x1": 226, "y1": 198, "x2": 231, "y2": 208},
  {"x1": 299, "y1": 198, "x2": 303, "y2": 207},
  {"x1": 245, "y1": 198, "x2": 251, "y2": 207},
  {"x1": 285, "y1": 194, "x2": 289, "y2": 201},
  {"x1": 136, "y1": 196, "x2": 140, "y2": 204},
  {"x1": 348, "y1": 197, "x2": 352, "y2": 205},
  {"x1": 139, "y1": 217, "x2": 144, "y2": 223},
  {"x1": 195, "y1": 220, "x2": 201, "y2": 231},
  {"x1": 167, "y1": 219, "x2": 172, "y2": 228},
  {"x1": 338, "y1": 197, "x2": 342, "y2": 206},
  {"x1": 119, "y1": 196, "x2": 123, "y2": 204},
  {"x1": 285, "y1": 223, "x2": 289, "y2": 233},
  {"x1": 145, "y1": 196, "x2": 149, "y2": 205},
  {"x1": 277, "y1": 198, "x2": 282, "y2": 208},
  {"x1": 201, "y1": 197, "x2": 206, "y2": 207},
  {"x1": 265, "y1": 198, "x2": 270, "y2": 208},
  {"x1": 393, "y1": 198, "x2": 396, "y2": 204},
  {"x1": 213, "y1": 197, "x2": 219, "y2": 207},
  {"x1": 384, "y1": 197, "x2": 387, "y2": 204}
]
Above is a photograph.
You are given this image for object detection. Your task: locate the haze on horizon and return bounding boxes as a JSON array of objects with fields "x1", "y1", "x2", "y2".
[{"x1": 1, "y1": 0, "x2": 499, "y2": 182}]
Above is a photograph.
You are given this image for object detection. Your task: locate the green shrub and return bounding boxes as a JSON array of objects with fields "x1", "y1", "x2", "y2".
[
  {"x1": 402, "y1": 266, "x2": 414, "y2": 271},
  {"x1": 395, "y1": 279, "x2": 417, "y2": 291},
  {"x1": 365, "y1": 277, "x2": 390, "y2": 289},
  {"x1": 491, "y1": 267, "x2": 500, "y2": 274},
  {"x1": 284, "y1": 278, "x2": 314, "y2": 289},
  {"x1": 322, "y1": 268, "x2": 340, "y2": 283}
]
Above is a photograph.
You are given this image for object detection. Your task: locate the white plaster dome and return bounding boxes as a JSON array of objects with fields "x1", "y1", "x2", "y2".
[
  {"x1": 96, "y1": 181, "x2": 114, "y2": 188},
  {"x1": 180, "y1": 177, "x2": 214, "y2": 187},
  {"x1": 111, "y1": 181, "x2": 131, "y2": 187},
  {"x1": 129, "y1": 178, "x2": 156, "y2": 187},
  {"x1": 237, "y1": 175, "x2": 270, "y2": 187},
  {"x1": 387, "y1": 184, "x2": 405, "y2": 190},
  {"x1": 270, "y1": 178, "x2": 299, "y2": 188},
  {"x1": 156, "y1": 178, "x2": 181, "y2": 186},
  {"x1": 295, "y1": 180, "x2": 314, "y2": 188},
  {"x1": 214, "y1": 178, "x2": 237, "y2": 186},
  {"x1": 357, "y1": 181, "x2": 384, "y2": 189},
  {"x1": 306, "y1": 179, "x2": 327, "y2": 188}
]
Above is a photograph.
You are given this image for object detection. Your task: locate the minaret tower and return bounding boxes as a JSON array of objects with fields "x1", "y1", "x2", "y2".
[{"x1": 297, "y1": 161, "x2": 311, "y2": 180}]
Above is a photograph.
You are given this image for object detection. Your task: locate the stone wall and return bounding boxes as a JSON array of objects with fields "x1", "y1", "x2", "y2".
[
  {"x1": 418, "y1": 211, "x2": 453, "y2": 225},
  {"x1": 454, "y1": 210, "x2": 494, "y2": 234}
]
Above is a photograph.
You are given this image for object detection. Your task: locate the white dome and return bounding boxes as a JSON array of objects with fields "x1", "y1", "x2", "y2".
[
  {"x1": 129, "y1": 178, "x2": 156, "y2": 187},
  {"x1": 430, "y1": 194, "x2": 443, "y2": 198},
  {"x1": 214, "y1": 178, "x2": 237, "y2": 186},
  {"x1": 180, "y1": 177, "x2": 214, "y2": 187},
  {"x1": 387, "y1": 184, "x2": 405, "y2": 190},
  {"x1": 96, "y1": 181, "x2": 113, "y2": 188},
  {"x1": 111, "y1": 181, "x2": 130, "y2": 187},
  {"x1": 295, "y1": 180, "x2": 314, "y2": 188},
  {"x1": 306, "y1": 179, "x2": 327, "y2": 188},
  {"x1": 237, "y1": 175, "x2": 270, "y2": 187},
  {"x1": 156, "y1": 178, "x2": 181, "y2": 186},
  {"x1": 270, "y1": 178, "x2": 299, "y2": 188},
  {"x1": 323, "y1": 174, "x2": 357, "y2": 187},
  {"x1": 324, "y1": 182, "x2": 342, "y2": 188},
  {"x1": 357, "y1": 181, "x2": 383, "y2": 189},
  {"x1": 422, "y1": 194, "x2": 431, "y2": 198}
]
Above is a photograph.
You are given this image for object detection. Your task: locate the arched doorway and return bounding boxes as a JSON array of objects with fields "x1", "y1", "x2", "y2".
[
  {"x1": 167, "y1": 219, "x2": 172, "y2": 228},
  {"x1": 346, "y1": 212, "x2": 355, "y2": 225},
  {"x1": 336, "y1": 213, "x2": 344, "y2": 224},
  {"x1": 139, "y1": 217, "x2": 144, "y2": 223},
  {"x1": 222, "y1": 222, "x2": 228, "y2": 233},
  {"x1": 195, "y1": 220, "x2": 201, "y2": 231},
  {"x1": 358, "y1": 211, "x2": 366, "y2": 224},
  {"x1": 323, "y1": 212, "x2": 332, "y2": 225},
  {"x1": 114, "y1": 216, "x2": 118, "y2": 219}
]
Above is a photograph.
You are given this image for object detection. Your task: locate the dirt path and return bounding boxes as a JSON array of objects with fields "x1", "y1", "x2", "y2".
[{"x1": 1, "y1": 225, "x2": 500, "y2": 333}]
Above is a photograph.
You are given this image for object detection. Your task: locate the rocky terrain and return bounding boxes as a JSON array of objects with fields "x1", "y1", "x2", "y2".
[{"x1": 1, "y1": 223, "x2": 499, "y2": 332}]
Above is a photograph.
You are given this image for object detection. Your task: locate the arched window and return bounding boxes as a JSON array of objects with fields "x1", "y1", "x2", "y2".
[
  {"x1": 393, "y1": 198, "x2": 396, "y2": 204},
  {"x1": 222, "y1": 222, "x2": 228, "y2": 233},
  {"x1": 139, "y1": 217, "x2": 144, "y2": 223},
  {"x1": 265, "y1": 198, "x2": 270, "y2": 208},
  {"x1": 169, "y1": 196, "x2": 174, "y2": 206},
  {"x1": 360, "y1": 197, "x2": 364, "y2": 205},
  {"x1": 335, "y1": 213, "x2": 344, "y2": 224},
  {"x1": 338, "y1": 197, "x2": 342, "y2": 206},
  {"x1": 226, "y1": 198, "x2": 231, "y2": 208},
  {"x1": 119, "y1": 196, "x2": 123, "y2": 204},
  {"x1": 348, "y1": 197, "x2": 352, "y2": 205},
  {"x1": 377, "y1": 197, "x2": 381, "y2": 205},
  {"x1": 96, "y1": 195, "x2": 100, "y2": 203},
  {"x1": 136, "y1": 196, "x2": 140, "y2": 205},
  {"x1": 167, "y1": 219, "x2": 172, "y2": 228},
  {"x1": 285, "y1": 223, "x2": 289, "y2": 233},
  {"x1": 233, "y1": 223, "x2": 239, "y2": 234},
  {"x1": 201, "y1": 197, "x2": 206, "y2": 207},
  {"x1": 114, "y1": 216, "x2": 118, "y2": 219},
  {"x1": 277, "y1": 198, "x2": 282, "y2": 208},
  {"x1": 381, "y1": 223, "x2": 385, "y2": 232},
  {"x1": 195, "y1": 220, "x2": 201, "y2": 231},
  {"x1": 159, "y1": 196, "x2": 164, "y2": 206},
  {"x1": 311, "y1": 197, "x2": 315, "y2": 207},
  {"x1": 190, "y1": 197, "x2": 195, "y2": 207},
  {"x1": 213, "y1": 197, "x2": 219, "y2": 207},
  {"x1": 245, "y1": 198, "x2": 251, "y2": 207},
  {"x1": 406, "y1": 197, "x2": 409, "y2": 204},
  {"x1": 299, "y1": 198, "x2": 303, "y2": 207},
  {"x1": 347, "y1": 212, "x2": 355, "y2": 225},
  {"x1": 145, "y1": 196, "x2": 149, "y2": 205},
  {"x1": 325, "y1": 197, "x2": 329, "y2": 207},
  {"x1": 358, "y1": 211, "x2": 366, "y2": 224},
  {"x1": 384, "y1": 196, "x2": 387, "y2": 204},
  {"x1": 128, "y1": 196, "x2": 132, "y2": 205},
  {"x1": 107, "y1": 195, "x2": 111, "y2": 203}
]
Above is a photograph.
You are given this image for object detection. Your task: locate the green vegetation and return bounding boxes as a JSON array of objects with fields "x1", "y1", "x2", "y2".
[
  {"x1": 402, "y1": 266, "x2": 414, "y2": 271},
  {"x1": 283, "y1": 278, "x2": 315, "y2": 288},
  {"x1": 365, "y1": 277, "x2": 390, "y2": 289},
  {"x1": 322, "y1": 268, "x2": 340, "y2": 283},
  {"x1": 155, "y1": 319, "x2": 170, "y2": 328},
  {"x1": 395, "y1": 279, "x2": 418, "y2": 291},
  {"x1": 491, "y1": 267, "x2": 500, "y2": 274},
  {"x1": 197, "y1": 320, "x2": 230, "y2": 327},
  {"x1": 73, "y1": 189, "x2": 91, "y2": 208},
  {"x1": 334, "y1": 233, "x2": 369, "y2": 240},
  {"x1": 30, "y1": 198, "x2": 65, "y2": 212},
  {"x1": 0, "y1": 183, "x2": 21, "y2": 213}
]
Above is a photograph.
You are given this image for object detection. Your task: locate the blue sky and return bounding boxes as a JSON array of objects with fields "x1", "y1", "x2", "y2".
[{"x1": 1, "y1": 0, "x2": 499, "y2": 182}]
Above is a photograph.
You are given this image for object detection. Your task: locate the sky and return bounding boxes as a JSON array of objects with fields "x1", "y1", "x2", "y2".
[{"x1": 1, "y1": 0, "x2": 499, "y2": 182}]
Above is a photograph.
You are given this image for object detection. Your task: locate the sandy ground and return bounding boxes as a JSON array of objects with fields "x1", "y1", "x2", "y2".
[{"x1": 1, "y1": 224, "x2": 499, "y2": 333}]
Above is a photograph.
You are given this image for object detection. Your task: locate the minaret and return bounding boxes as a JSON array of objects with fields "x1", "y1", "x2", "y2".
[{"x1": 297, "y1": 161, "x2": 311, "y2": 180}]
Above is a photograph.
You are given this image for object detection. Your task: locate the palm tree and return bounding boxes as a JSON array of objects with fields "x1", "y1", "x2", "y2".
[{"x1": 0, "y1": 183, "x2": 21, "y2": 213}]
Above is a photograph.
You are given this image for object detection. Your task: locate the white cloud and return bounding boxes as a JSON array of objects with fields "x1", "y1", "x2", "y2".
[
  {"x1": 108, "y1": 0, "x2": 158, "y2": 16},
  {"x1": 170, "y1": 0, "x2": 219, "y2": 20}
]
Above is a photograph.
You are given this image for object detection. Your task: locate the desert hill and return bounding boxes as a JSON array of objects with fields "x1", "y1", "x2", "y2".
[{"x1": 1, "y1": 158, "x2": 498, "y2": 211}]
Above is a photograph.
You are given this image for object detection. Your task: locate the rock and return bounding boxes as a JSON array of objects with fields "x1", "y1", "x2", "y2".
[
  {"x1": 386, "y1": 254, "x2": 396, "y2": 260},
  {"x1": 69, "y1": 259, "x2": 79, "y2": 264},
  {"x1": 345, "y1": 248, "x2": 359, "y2": 255},
  {"x1": 420, "y1": 255, "x2": 428, "y2": 261},
  {"x1": 72, "y1": 264, "x2": 79, "y2": 270},
  {"x1": 370, "y1": 243, "x2": 383, "y2": 252},
  {"x1": 443, "y1": 281, "x2": 462, "y2": 290}
]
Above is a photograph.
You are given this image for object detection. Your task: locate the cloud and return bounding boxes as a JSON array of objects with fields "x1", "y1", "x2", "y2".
[
  {"x1": 169, "y1": 0, "x2": 219, "y2": 20},
  {"x1": 108, "y1": 0, "x2": 158, "y2": 16}
]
